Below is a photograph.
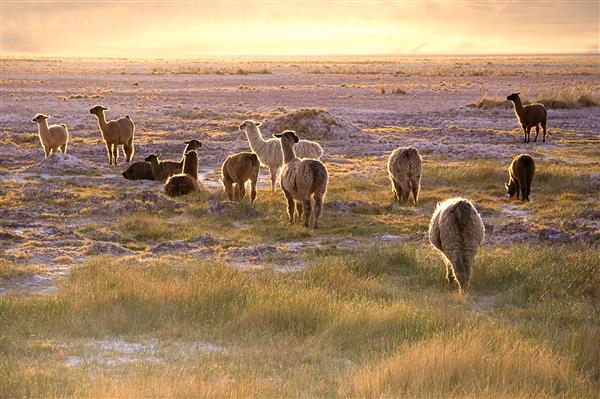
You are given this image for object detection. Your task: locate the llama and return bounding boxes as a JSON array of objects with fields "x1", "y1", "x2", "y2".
[
  {"x1": 275, "y1": 130, "x2": 328, "y2": 228},
  {"x1": 239, "y1": 120, "x2": 323, "y2": 192},
  {"x1": 506, "y1": 93, "x2": 548, "y2": 143},
  {"x1": 221, "y1": 152, "x2": 260, "y2": 203},
  {"x1": 31, "y1": 114, "x2": 69, "y2": 158},
  {"x1": 428, "y1": 197, "x2": 485, "y2": 293},
  {"x1": 122, "y1": 161, "x2": 154, "y2": 180},
  {"x1": 505, "y1": 154, "x2": 535, "y2": 201},
  {"x1": 164, "y1": 151, "x2": 200, "y2": 197},
  {"x1": 89, "y1": 105, "x2": 135, "y2": 165},
  {"x1": 388, "y1": 146, "x2": 422, "y2": 205}
]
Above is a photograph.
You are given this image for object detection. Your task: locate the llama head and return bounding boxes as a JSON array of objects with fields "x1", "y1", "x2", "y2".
[
  {"x1": 239, "y1": 120, "x2": 261, "y2": 131},
  {"x1": 183, "y1": 139, "x2": 203, "y2": 151},
  {"x1": 144, "y1": 153, "x2": 160, "y2": 162},
  {"x1": 89, "y1": 105, "x2": 108, "y2": 115},
  {"x1": 32, "y1": 114, "x2": 50, "y2": 123},
  {"x1": 505, "y1": 181, "x2": 517, "y2": 198},
  {"x1": 274, "y1": 130, "x2": 299, "y2": 144},
  {"x1": 506, "y1": 92, "x2": 520, "y2": 102}
]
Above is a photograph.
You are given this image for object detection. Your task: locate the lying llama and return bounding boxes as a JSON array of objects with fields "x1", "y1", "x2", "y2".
[
  {"x1": 387, "y1": 146, "x2": 422, "y2": 205},
  {"x1": 222, "y1": 152, "x2": 260, "y2": 203},
  {"x1": 428, "y1": 197, "x2": 485, "y2": 293},
  {"x1": 240, "y1": 120, "x2": 323, "y2": 192},
  {"x1": 143, "y1": 140, "x2": 202, "y2": 182},
  {"x1": 506, "y1": 92, "x2": 548, "y2": 143},
  {"x1": 275, "y1": 130, "x2": 328, "y2": 228},
  {"x1": 164, "y1": 151, "x2": 200, "y2": 197},
  {"x1": 157, "y1": 139, "x2": 203, "y2": 177},
  {"x1": 31, "y1": 114, "x2": 69, "y2": 158},
  {"x1": 505, "y1": 154, "x2": 535, "y2": 201},
  {"x1": 89, "y1": 105, "x2": 135, "y2": 165},
  {"x1": 122, "y1": 161, "x2": 154, "y2": 180}
]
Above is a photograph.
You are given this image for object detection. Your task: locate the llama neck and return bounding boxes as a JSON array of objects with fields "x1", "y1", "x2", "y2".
[
  {"x1": 37, "y1": 120, "x2": 50, "y2": 137},
  {"x1": 511, "y1": 98, "x2": 525, "y2": 119},
  {"x1": 183, "y1": 156, "x2": 198, "y2": 179},
  {"x1": 95, "y1": 112, "x2": 109, "y2": 133},
  {"x1": 148, "y1": 158, "x2": 162, "y2": 177},
  {"x1": 281, "y1": 141, "x2": 297, "y2": 164},
  {"x1": 244, "y1": 128, "x2": 267, "y2": 153}
]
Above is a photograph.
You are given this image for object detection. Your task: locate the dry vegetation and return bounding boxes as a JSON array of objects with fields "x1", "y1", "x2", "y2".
[{"x1": 1, "y1": 54, "x2": 599, "y2": 397}]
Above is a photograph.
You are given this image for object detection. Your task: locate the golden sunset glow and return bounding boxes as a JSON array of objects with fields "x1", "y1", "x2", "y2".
[{"x1": 1, "y1": 0, "x2": 598, "y2": 57}]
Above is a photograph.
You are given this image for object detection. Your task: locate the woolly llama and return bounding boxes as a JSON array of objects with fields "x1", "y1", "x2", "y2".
[
  {"x1": 164, "y1": 151, "x2": 200, "y2": 197},
  {"x1": 31, "y1": 114, "x2": 69, "y2": 158},
  {"x1": 275, "y1": 130, "x2": 328, "y2": 228},
  {"x1": 506, "y1": 93, "x2": 548, "y2": 143},
  {"x1": 89, "y1": 105, "x2": 135, "y2": 165},
  {"x1": 505, "y1": 154, "x2": 535, "y2": 201},
  {"x1": 428, "y1": 197, "x2": 485, "y2": 293},
  {"x1": 221, "y1": 152, "x2": 260, "y2": 203},
  {"x1": 387, "y1": 146, "x2": 422, "y2": 205},
  {"x1": 239, "y1": 120, "x2": 323, "y2": 192}
]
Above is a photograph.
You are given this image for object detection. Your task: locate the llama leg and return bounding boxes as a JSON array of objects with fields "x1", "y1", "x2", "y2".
[
  {"x1": 521, "y1": 183, "x2": 529, "y2": 202},
  {"x1": 124, "y1": 138, "x2": 134, "y2": 162},
  {"x1": 312, "y1": 194, "x2": 323, "y2": 229},
  {"x1": 456, "y1": 253, "x2": 475, "y2": 293},
  {"x1": 445, "y1": 262, "x2": 457, "y2": 288},
  {"x1": 526, "y1": 126, "x2": 531, "y2": 143},
  {"x1": 534, "y1": 125, "x2": 540, "y2": 142},
  {"x1": 514, "y1": 180, "x2": 521, "y2": 200},
  {"x1": 106, "y1": 143, "x2": 113, "y2": 165},
  {"x1": 270, "y1": 166, "x2": 280, "y2": 193},
  {"x1": 43, "y1": 146, "x2": 50, "y2": 158},
  {"x1": 296, "y1": 202, "x2": 303, "y2": 222},
  {"x1": 392, "y1": 180, "x2": 401, "y2": 204},
  {"x1": 302, "y1": 199, "x2": 312, "y2": 228},
  {"x1": 250, "y1": 178, "x2": 257, "y2": 203},
  {"x1": 282, "y1": 188, "x2": 295, "y2": 224},
  {"x1": 542, "y1": 120, "x2": 547, "y2": 143},
  {"x1": 410, "y1": 178, "x2": 420, "y2": 205},
  {"x1": 238, "y1": 182, "x2": 246, "y2": 201},
  {"x1": 522, "y1": 126, "x2": 527, "y2": 143},
  {"x1": 60, "y1": 143, "x2": 67, "y2": 154},
  {"x1": 224, "y1": 178, "x2": 234, "y2": 201},
  {"x1": 112, "y1": 145, "x2": 119, "y2": 165}
]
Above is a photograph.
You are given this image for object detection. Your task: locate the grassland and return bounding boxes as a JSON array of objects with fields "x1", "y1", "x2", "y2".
[{"x1": 1, "y1": 156, "x2": 599, "y2": 397}]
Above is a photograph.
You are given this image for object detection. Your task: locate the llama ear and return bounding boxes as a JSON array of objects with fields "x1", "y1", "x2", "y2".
[
  {"x1": 184, "y1": 140, "x2": 191, "y2": 144},
  {"x1": 293, "y1": 133, "x2": 299, "y2": 143},
  {"x1": 254, "y1": 122, "x2": 261, "y2": 127},
  {"x1": 274, "y1": 133, "x2": 283, "y2": 138},
  {"x1": 515, "y1": 92, "x2": 520, "y2": 95}
]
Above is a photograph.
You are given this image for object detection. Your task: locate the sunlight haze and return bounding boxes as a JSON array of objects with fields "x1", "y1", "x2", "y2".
[{"x1": 1, "y1": 0, "x2": 598, "y2": 57}]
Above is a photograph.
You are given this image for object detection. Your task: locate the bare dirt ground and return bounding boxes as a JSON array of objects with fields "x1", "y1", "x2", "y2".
[{"x1": 1, "y1": 55, "x2": 599, "y2": 294}]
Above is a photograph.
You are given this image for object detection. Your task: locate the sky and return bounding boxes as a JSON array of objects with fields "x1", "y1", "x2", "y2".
[{"x1": 0, "y1": 0, "x2": 598, "y2": 57}]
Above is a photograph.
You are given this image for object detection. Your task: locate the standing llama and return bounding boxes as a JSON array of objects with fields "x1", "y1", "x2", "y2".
[
  {"x1": 506, "y1": 92, "x2": 548, "y2": 143},
  {"x1": 388, "y1": 146, "x2": 422, "y2": 205},
  {"x1": 221, "y1": 152, "x2": 260, "y2": 203},
  {"x1": 505, "y1": 154, "x2": 536, "y2": 201},
  {"x1": 89, "y1": 105, "x2": 135, "y2": 165},
  {"x1": 429, "y1": 197, "x2": 485, "y2": 293},
  {"x1": 239, "y1": 120, "x2": 323, "y2": 192},
  {"x1": 31, "y1": 114, "x2": 69, "y2": 158},
  {"x1": 274, "y1": 130, "x2": 328, "y2": 229}
]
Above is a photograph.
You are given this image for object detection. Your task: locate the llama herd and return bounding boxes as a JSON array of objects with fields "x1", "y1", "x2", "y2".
[{"x1": 30, "y1": 94, "x2": 547, "y2": 293}]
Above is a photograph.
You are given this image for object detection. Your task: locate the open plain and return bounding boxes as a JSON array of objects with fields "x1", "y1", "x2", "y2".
[{"x1": 1, "y1": 55, "x2": 599, "y2": 397}]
